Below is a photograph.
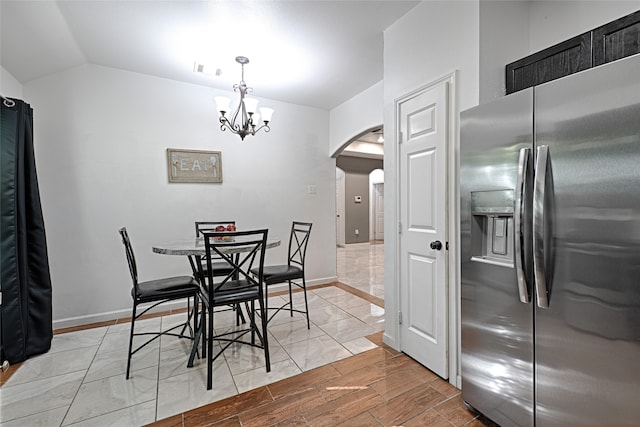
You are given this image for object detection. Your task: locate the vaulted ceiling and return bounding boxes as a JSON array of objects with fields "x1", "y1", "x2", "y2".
[{"x1": 1, "y1": 1, "x2": 419, "y2": 110}]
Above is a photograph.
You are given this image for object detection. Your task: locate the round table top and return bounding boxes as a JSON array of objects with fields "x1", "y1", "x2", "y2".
[{"x1": 152, "y1": 237, "x2": 281, "y2": 256}]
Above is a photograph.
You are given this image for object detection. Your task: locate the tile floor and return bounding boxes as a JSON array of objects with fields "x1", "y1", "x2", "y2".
[
  {"x1": 0, "y1": 286, "x2": 384, "y2": 427},
  {"x1": 336, "y1": 241, "x2": 384, "y2": 300},
  {"x1": 0, "y1": 243, "x2": 492, "y2": 426},
  {"x1": 0, "y1": 285, "x2": 384, "y2": 426}
]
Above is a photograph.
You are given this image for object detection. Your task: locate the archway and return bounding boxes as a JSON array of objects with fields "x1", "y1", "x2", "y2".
[{"x1": 334, "y1": 126, "x2": 385, "y2": 301}]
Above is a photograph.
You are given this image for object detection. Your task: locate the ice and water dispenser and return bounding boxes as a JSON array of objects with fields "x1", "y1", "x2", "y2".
[{"x1": 470, "y1": 189, "x2": 514, "y2": 267}]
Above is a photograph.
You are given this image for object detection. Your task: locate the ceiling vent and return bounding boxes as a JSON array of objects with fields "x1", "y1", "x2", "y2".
[{"x1": 193, "y1": 62, "x2": 222, "y2": 76}]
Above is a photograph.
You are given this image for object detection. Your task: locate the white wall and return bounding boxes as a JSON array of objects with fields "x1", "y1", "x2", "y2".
[
  {"x1": 329, "y1": 81, "x2": 383, "y2": 156},
  {"x1": 22, "y1": 64, "x2": 336, "y2": 327},
  {"x1": 479, "y1": 1, "x2": 530, "y2": 103},
  {"x1": 1, "y1": 66, "x2": 23, "y2": 99},
  {"x1": 528, "y1": 1, "x2": 640, "y2": 53},
  {"x1": 479, "y1": 1, "x2": 640, "y2": 104},
  {"x1": 383, "y1": 0, "x2": 480, "y2": 383}
]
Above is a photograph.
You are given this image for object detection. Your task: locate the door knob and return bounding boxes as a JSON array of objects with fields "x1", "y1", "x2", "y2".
[{"x1": 430, "y1": 240, "x2": 442, "y2": 250}]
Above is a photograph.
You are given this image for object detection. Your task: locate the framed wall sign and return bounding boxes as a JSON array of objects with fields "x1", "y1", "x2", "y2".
[{"x1": 167, "y1": 148, "x2": 222, "y2": 183}]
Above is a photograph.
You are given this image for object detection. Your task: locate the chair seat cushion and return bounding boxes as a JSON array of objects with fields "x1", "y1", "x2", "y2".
[
  {"x1": 200, "y1": 279, "x2": 260, "y2": 306},
  {"x1": 135, "y1": 276, "x2": 199, "y2": 302},
  {"x1": 253, "y1": 265, "x2": 303, "y2": 284}
]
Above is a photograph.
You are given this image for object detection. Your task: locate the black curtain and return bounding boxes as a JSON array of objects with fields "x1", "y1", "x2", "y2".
[{"x1": 1, "y1": 97, "x2": 53, "y2": 364}]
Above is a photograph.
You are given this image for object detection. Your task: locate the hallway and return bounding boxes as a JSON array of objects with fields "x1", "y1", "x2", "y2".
[{"x1": 337, "y1": 241, "x2": 384, "y2": 300}]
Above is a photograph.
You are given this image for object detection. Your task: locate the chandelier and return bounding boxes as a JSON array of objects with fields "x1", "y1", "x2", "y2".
[{"x1": 214, "y1": 56, "x2": 274, "y2": 140}]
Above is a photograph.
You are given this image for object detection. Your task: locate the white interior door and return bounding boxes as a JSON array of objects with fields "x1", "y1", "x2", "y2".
[
  {"x1": 374, "y1": 183, "x2": 384, "y2": 241},
  {"x1": 397, "y1": 80, "x2": 449, "y2": 378},
  {"x1": 336, "y1": 168, "x2": 346, "y2": 247}
]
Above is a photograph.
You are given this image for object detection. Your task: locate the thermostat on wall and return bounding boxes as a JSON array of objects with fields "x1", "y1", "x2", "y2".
[{"x1": 354, "y1": 196, "x2": 362, "y2": 203}]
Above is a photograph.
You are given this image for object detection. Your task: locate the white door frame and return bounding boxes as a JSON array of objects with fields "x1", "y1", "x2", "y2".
[
  {"x1": 390, "y1": 71, "x2": 460, "y2": 386},
  {"x1": 372, "y1": 182, "x2": 384, "y2": 241},
  {"x1": 336, "y1": 167, "x2": 346, "y2": 247},
  {"x1": 369, "y1": 169, "x2": 384, "y2": 241}
]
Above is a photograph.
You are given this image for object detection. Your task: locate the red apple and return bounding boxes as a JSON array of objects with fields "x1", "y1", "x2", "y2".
[
  {"x1": 215, "y1": 225, "x2": 226, "y2": 232},
  {"x1": 226, "y1": 224, "x2": 236, "y2": 231}
]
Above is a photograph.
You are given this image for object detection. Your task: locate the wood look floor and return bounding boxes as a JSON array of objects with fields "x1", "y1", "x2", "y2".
[{"x1": 148, "y1": 332, "x2": 496, "y2": 427}]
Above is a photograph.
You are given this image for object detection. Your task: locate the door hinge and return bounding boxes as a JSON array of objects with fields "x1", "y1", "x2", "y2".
[
  {"x1": 399, "y1": 131, "x2": 403, "y2": 143},
  {"x1": 398, "y1": 222, "x2": 402, "y2": 234},
  {"x1": 446, "y1": 241, "x2": 449, "y2": 250},
  {"x1": 398, "y1": 311, "x2": 403, "y2": 325}
]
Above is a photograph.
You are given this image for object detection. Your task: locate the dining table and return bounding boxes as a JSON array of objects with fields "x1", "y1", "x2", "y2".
[
  {"x1": 151, "y1": 235, "x2": 281, "y2": 370},
  {"x1": 152, "y1": 235, "x2": 281, "y2": 288},
  {"x1": 151, "y1": 237, "x2": 281, "y2": 257}
]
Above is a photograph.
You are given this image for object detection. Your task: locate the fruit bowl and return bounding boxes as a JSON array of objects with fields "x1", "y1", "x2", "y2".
[{"x1": 214, "y1": 224, "x2": 236, "y2": 240}]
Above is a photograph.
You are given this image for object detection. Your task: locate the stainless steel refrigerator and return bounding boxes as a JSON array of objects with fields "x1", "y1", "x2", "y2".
[{"x1": 460, "y1": 53, "x2": 640, "y2": 427}]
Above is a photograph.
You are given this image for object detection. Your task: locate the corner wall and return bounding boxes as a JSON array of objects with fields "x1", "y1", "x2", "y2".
[
  {"x1": 329, "y1": 81, "x2": 383, "y2": 156},
  {"x1": 1, "y1": 66, "x2": 23, "y2": 99},
  {"x1": 479, "y1": 1, "x2": 530, "y2": 104},
  {"x1": 23, "y1": 64, "x2": 337, "y2": 327},
  {"x1": 383, "y1": 0, "x2": 480, "y2": 385}
]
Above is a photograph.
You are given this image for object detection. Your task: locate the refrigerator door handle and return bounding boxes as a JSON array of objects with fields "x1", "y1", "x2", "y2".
[
  {"x1": 514, "y1": 147, "x2": 530, "y2": 303},
  {"x1": 533, "y1": 145, "x2": 550, "y2": 308}
]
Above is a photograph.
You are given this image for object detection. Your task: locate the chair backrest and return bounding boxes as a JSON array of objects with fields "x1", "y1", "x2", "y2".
[
  {"x1": 119, "y1": 227, "x2": 139, "y2": 292},
  {"x1": 288, "y1": 221, "x2": 312, "y2": 269},
  {"x1": 195, "y1": 221, "x2": 236, "y2": 237},
  {"x1": 202, "y1": 229, "x2": 269, "y2": 297}
]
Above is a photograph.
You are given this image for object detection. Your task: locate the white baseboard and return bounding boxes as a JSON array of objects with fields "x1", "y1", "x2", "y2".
[
  {"x1": 53, "y1": 277, "x2": 339, "y2": 330},
  {"x1": 52, "y1": 299, "x2": 188, "y2": 330},
  {"x1": 382, "y1": 331, "x2": 399, "y2": 351},
  {"x1": 307, "y1": 276, "x2": 338, "y2": 286}
]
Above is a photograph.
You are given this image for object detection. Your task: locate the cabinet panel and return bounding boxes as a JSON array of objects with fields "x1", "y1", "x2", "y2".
[
  {"x1": 593, "y1": 10, "x2": 640, "y2": 66},
  {"x1": 506, "y1": 33, "x2": 591, "y2": 94}
]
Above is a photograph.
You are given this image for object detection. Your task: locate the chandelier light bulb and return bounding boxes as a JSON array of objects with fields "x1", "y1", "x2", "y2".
[
  {"x1": 259, "y1": 107, "x2": 274, "y2": 123},
  {"x1": 214, "y1": 96, "x2": 231, "y2": 115},
  {"x1": 243, "y1": 97, "x2": 259, "y2": 115}
]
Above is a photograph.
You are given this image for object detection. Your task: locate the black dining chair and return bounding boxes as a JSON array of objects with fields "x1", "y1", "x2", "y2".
[
  {"x1": 190, "y1": 228, "x2": 271, "y2": 390},
  {"x1": 191, "y1": 221, "x2": 245, "y2": 325},
  {"x1": 118, "y1": 227, "x2": 200, "y2": 379},
  {"x1": 252, "y1": 221, "x2": 312, "y2": 329}
]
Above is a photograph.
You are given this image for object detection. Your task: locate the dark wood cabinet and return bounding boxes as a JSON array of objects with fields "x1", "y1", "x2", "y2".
[
  {"x1": 506, "y1": 33, "x2": 591, "y2": 94},
  {"x1": 506, "y1": 9, "x2": 640, "y2": 94},
  {"x1": 593, "y1": 9, "x2": 640, "y2": 66}
]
